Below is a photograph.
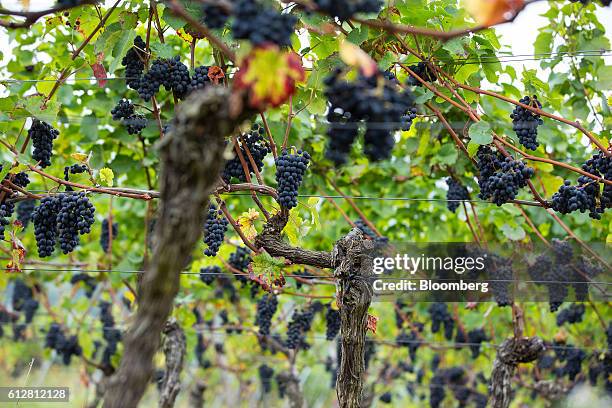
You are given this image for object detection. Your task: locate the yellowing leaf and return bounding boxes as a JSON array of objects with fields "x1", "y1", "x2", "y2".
[
  {"x1": 99, "y1": 168, "x2": 114, "y2": 187},
  {"x1": 339, "y1": 40, "x2": 377, "y2": 77},
  {"x1": 176, "y1": 28, "x2": 193, "y2": 43},
  {"x1": 465, "y1": 0, "x2": 524, "y2": 26},
  {"x1": 71, "y1": 153, "x2": 89, "y2": 163},
  {"x1": 237, "y1": 209, "x2": 260, "y2": 241},
  {"x1": 124, "y1": 290, "x2": 135, "y2": 305},
  {"x1": 234, "y1": 45, "x2": 305, "y2": 109}
]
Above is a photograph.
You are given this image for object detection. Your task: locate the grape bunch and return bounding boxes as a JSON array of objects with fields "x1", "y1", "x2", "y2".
[
  {"x1": 551, "y1": 180, "x2": 598, "y2": 217},
  {"x1": 111, "y1": 98, "x2": 147, "y2": 135},
  {"x1": 29, "y1": 119, "x2": 59, "y2": 168},
  {"x1": 255, "y1": 294, "x2": 278, "y2": 336},
  {"x1": 510, "y1": 95, "x2": 543, "y2": 151},
  {"x1": 406, "y1": 61, "x2": 437, "y2": 86},
  {"x1": 286, "y1": 304, "x2": 318, "y2": 350},
  {"x1": 312, "y1": 0, "x2": 383, "y2": 20},
  {"x1": 199, "y1": 265, "x2": 221, "y2": 285},
  {"x1": 324, "y1": 68, "x2": 416, "y2": 163},
  {"x1": 63, "y1": 164, "x2": 88, "y2": 181},
  {"x1": 12, "y1": 172, "x2": 30, "y2": 188},
  {"x1": 137, "y1": 57, "x2": 191, "y2": 101},
  {"x1": 396, "y1": 329, "x2": 420, "y2": 361},
  {"x1": 202, "y1": 3, "x2": 230, "y2": 28},
  {"x1": 16, "y1": 200, "x2": 36, "y2": 228},
  {"x1": 445, "y1": 178, "x2": 469, "y2": 212},
  {"x1": 0, "y1": 201, "x2": 15, "y2": 238},
  {"x1": 552, "y1": 152, "x2": 612, "y2": 219},
  {"x1": 325, "y1": 305, "x2": 340, "y2": 340},
  {"x1": 70, "y1": 273, "x2": 97, "y2": 298},
  {"x1": 528, "y1": 254, "x2": 570, "y2": 312},
  {"x1": 99, "y1": 301, "x2": 121, "y2": 369},
  {"x1": 57, "y1": 193, "x2": 95, "y2": 254},
  {"x1": 428, "y1": 303, "x2": 454, "y2": 340},
  {"x1": 323, "y1": 110, "x2": 358, "y2": 165},
  {"x1": 122, "y1": 36, "x2": 146, "y2": 90},
  {"x1": 202, "y1": 205, "x2": 228, "y2": 257},
  {"x1": 353, "y1": 219, "x2": 377, "y2": 239},
  {"x1": 221, "y1": 125, "x2": 271, "y2": 182},
  {"x1": 258, "y1": 364, "x2": 274, "y2": 394},
  {"x1": 232, "y1": 0, "x2": 297, "y2": 47},
  {"x1": 32, "y1": 193, "x2": 95, "y2": 257},
  {"x1": 44, "y1": 323, "x2": 82, "y2": 365},
  {"x1": 275, "y1": 149, "x2": 310, "y2": 209},
  {"x1": 556, "y1": 303, "x2": 585, "y2": 326},
  {"x1": 488, "y1": 258, "x2": 513, "y2": 307},
  {"x1": 228, "y1": 246, "x2": 252, "y2": 284},
  {"x1": 573, "y1": 256, "x2": 602, "y2": 301},
  {"x1": 476, "y1": 146, "x2": 534, "y2": 205},
  {"x1": 100, "y1": 218, "x2": 118, "y2": 253},
  {"x1": 111, "y1": 98, "x2": 134, "y2": 120},
  {"x1": 188, "y1": 65, "x2": 211, "y2": 93},
  {"x1": 555, "y1": 346, "x2": 586, "y2": 381},
  {"x1": 32, "y1": 197, "x2": 61, "y2": 257},
  {"x1": 12, "y1": 279, "x2": 39, "y2": 324},
  {"x1": 466, "y1": 328, "x2": 488, "y2": 358},
  {"x1": 379, "y1": 392, "x2": 392, "y2": 404}
]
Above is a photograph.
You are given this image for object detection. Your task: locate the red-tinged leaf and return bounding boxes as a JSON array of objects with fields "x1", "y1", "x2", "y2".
[
  {"x1": 6, "y1": 240, "x2": 25, "y2": 273},
  {"x1": 233, "y1": 45, "x2": 305, "y2": 110},
  {"x1": 91, "y1": 55, "x2": 107, "y2": 88},
  {"x1": 366, "y1": 314, "x2": 378, "y2": 334}
]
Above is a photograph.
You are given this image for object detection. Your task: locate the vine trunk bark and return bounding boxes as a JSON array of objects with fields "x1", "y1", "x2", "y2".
[
  {"x1": 103, "y1": 87, "x2": 252, "y2": 408},
  {"x1": 159, "y1": 319, "x2": 186, "y2": 408},
  {"x1": 333, "y1": 229, "x2": 374, "y2": 408},
  {"x1": 490, "y1": 337, "x2": 544, "y2": 408}
]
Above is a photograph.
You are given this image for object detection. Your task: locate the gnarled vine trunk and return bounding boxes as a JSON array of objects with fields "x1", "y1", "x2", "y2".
[
  {"x1": 103, "y1": 88, "x2": 253, "y2": 408},
  {"x1": 333, "y1": 230, "x2": 374, "y2": 408},
  {"x1": 159, "y1": 320, "x2": 186, "y2": 408},
  {"x1": 490, "y1": 337, "x2": 544, "y2": 408},
  {"x1": 277, "y1": 371, "x2": 305, "y2": 408}
]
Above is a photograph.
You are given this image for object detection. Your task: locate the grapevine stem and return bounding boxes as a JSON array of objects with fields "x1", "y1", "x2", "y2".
[
  {"x1": 259, "y1": 113, "x2": 278, "y2": 159},
  {"x1": 214, "y1": 194, "x2": 258, "y2": 252}
]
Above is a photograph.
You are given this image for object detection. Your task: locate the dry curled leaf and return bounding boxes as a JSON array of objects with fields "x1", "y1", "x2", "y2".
[{"x1": 366, "y1": 314, "x2": 378, "y2": 334}]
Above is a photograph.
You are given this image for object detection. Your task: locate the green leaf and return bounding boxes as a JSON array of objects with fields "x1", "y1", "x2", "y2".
[
  {"x1": 596, "y1": 65, "x2": 612, "y2": 89},
  {"x1": 454, "y1": 63, "x2": 480, "y2": 84},
  {"x1": 80, "y1": 114, "x2": 99, "y2": 142},
  {"x1": 468, "y1": 121, "x2": 492, "y2": 145},
  {"x1": 109, "y1": 30, "x2": 137, "y2": 74},
  {"x1": 501, "y1": 224, "x2": 526, "y2": 241},
  {"x1": 534, "y1": 31, "x2": 553, "y2": 55},
  {"x1": 162, "y1": 7, "x2": 187, "y2": 30},
  {"x1": 150, "y1": 42, "x2": 175, "y2": 60},
  {"x1": 251, "y1": 251, "x2": 285, "y2": 277},
  {"x1": 347, "y1": 26, "x2": 369, "y2": 45},
  {"x1": 433, "y1": 144, "x2": 458, "y2": 166},
  {"x1": 414, "y1": 88, "x2": 434, "y2": 104}
]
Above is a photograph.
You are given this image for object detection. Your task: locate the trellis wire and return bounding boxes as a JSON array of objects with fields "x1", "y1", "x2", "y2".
[
  {"x1": 14, "y1": 267, "x2": 612, "y2": 285},
  {"x1": 4, "y1": 321, "x2": 609, "y2": 352},
  {"x1": 0, "y1": 49, "x2": 608, "y2": 85}
]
